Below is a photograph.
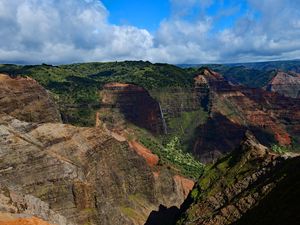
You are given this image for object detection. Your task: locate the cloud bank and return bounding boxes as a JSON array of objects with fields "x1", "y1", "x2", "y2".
[{"x1": 0, "y1": 0, "x2": 300, "y2": 64}]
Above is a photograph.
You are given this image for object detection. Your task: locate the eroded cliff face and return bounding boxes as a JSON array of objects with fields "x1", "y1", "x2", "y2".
[
  {"x1": 192, "y1": 69, "x2": 299, "y2": 163},
  {"x1": 98, "y1": 83, "x2": 165, "y2": 134},
  {"x1": 177, "y1": 132, "x2": 300, "y2": 225},
  {"x1": 266, "y1": 71, "x2": 300, "y2": 98},
  {"x1": 0, "y1": 74, "x2": 61, "y2": 123},
  {"x1": 0, "y1": 77, "x2": 193, "y2": 225}
]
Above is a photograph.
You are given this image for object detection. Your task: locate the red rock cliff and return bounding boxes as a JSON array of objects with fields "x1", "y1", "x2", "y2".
[{"x1": 99, "y1": 82, "x2": 166, "y2": 134}]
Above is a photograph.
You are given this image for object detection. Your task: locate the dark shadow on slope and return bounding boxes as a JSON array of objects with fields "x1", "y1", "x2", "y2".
[
  {"x1": 191, "y1": 113, "x2": 247, "y2": 163},
  {"x1": 231, "y1": 156, "x2": 300, "y2": 225},
  {"x1": 191, "y1": 113, "x2": 276, "y2": 163},
  {"x1": 114, "y1": 85, "x2": 166, "y2": 134},
  {"x1": 144, "y1": 205, "x2": 180, "y2": 225}
]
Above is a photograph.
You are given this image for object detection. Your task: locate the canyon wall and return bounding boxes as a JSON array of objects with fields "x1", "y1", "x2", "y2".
[
  {"x1": 0, "y1": 76, "x2": 193, "y2": 225},
  {"x1": 192, "y1": 69, "x2": 299, "y2": 163},
  {"x1": 266, "y1": 71, "x2": 300, "y2": 98},
  {"x1": 99, "y1": 83, "x2": 166, "y2": 134},
  {"x1": 0, "y1": 74, "x2": 61, "y2": 123}
]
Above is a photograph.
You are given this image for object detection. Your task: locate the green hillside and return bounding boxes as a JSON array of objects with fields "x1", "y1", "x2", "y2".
[{"x1": 0, "y1": 61, "x2": 194, "y2": 126}]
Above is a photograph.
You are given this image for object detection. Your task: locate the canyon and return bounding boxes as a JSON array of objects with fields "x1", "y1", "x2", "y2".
[
  {"x1": 0, "y1": 60, "x2": 299, "y2": 225},
  {"x1": 0, "y1": 74, "x2": 193, "y2": 225},
  {"x1": 96, "y1": 68, "x2": 299, "y2": 163},
  {"x1": 192, "y1": 68, "x2": 299, "y2": 162}
]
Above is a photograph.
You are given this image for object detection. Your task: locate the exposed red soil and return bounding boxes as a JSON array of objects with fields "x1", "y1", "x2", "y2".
[
  {"x1": 0, "y1": 216, "x2": 52, "y2": 225},
  {"x1": 128, "y1": 141, "x2": 159, "y2": 167}
]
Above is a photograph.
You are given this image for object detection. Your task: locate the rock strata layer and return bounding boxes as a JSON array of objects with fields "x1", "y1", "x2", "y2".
[
  {"x1": 177, "y1": 132, "x2": 300, "y2": 225},
  {"x1": 0, "y1": 74, "x2": 61, "y2": 123}
]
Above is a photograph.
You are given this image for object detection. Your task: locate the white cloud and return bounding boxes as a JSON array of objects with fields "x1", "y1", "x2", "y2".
[
  {"x1": 0, "y1": 0, "x2": 300, "y2": 64},
  {"x1": 0, "y1": 0, "x2": 154, "y2": 64}
]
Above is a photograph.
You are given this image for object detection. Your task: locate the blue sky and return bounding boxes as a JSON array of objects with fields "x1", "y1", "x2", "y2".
[
  {"x1": 0, "y1": 0, "x2": 299, "y2": 64},
  {"x1": 102, "y1": 0, "x2": 170, "y2": 32},
  {"x1": 102, "y1": 0, "x2": 251, "y2": 32}
]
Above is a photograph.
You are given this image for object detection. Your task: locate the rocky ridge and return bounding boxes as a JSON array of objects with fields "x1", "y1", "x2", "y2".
[
  {"x1": 177, "y1": 132, "x2": 300, "y2": 225},
  {"x1": 98, "y1": 82, "x2": 166, "y2": 134}
]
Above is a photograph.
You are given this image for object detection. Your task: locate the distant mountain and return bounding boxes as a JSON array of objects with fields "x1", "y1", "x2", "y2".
[
  {"x1": 229, "y1": 59, "x2": 300, "y2": 72},
  {"x1": 179, "y1": 60, "x2": 300, "y2": 88}
]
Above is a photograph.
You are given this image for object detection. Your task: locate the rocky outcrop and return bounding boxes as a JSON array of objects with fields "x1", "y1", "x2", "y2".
[
  {"x1": 266, "y1": 71, "x2": 300, "y2": 98},
  {"x1": 177, "y1": 132, "x2": 300, "y2": 225},
  {"x1": 0, "y1": 183, "x2": 68, "y2": 225},
  {"x1": 0, "y1": 74, "x2": 61, "y2": 123},
  {"x1": 99, "y1": 83, "x2": 165, "y2": 134}
]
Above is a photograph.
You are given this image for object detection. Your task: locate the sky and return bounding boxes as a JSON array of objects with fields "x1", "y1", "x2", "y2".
[{"x1": 0, "y1": 0, "x2": 300, "y2": 64}]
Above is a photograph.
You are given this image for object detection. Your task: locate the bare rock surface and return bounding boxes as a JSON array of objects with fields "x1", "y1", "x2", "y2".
[
  {"x1": 0, "y1": 114, "x2": 191, "y2": 225},
  {"x1": 0, "y1": 74, "x2": 61, "y2": 123}
]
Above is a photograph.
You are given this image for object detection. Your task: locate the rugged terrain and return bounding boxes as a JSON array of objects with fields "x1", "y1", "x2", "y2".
[
  {"x1": 0, "y1": 74, "x2": 194, "y2": 225},
  {"x1": 192, "y1": 68, "x2": 300, "y2": 162},
  {"x1": 98, "y1": 82, "x2": 166, "y2": 134},
  {"x1": 0, "y1": 61, "x2": 299, "y2": 225},
  {"x1": 176, "y1": 132, "x2": 300, "y2": 225}
]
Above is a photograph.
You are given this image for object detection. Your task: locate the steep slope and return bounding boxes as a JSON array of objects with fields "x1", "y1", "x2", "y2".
[
  {"x1": 0, "y1": 113, "x2": 194, "y2": 225},
  {"x1": 266, "y1": 71, "x2": 300, "y2": 98},
  {"x1": 96, "y1": 82, "x2": 204, "y2": 179},
  {"x1": 98, "y1": 82, "x2": 166, "y2": 134},
  {"x1": 0, "y1": 74, "x2": 61, "y2": 123},
  {"x1": 177, "y1": 132, "x2": 300, "y2": 225}
]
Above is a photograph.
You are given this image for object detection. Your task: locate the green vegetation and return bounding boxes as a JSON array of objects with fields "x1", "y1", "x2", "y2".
[
  {"x1": 182, "y1": 60, "x2": 300, "y2": 88},
  {"x1": 165, "y1": 110, "x2": 208, "y2": 149},
  {"x1": 163, "y1": 136, "x2": 203, "y2": 178},
  {"x1": 139, "y1": 132, "x2": 204, "y2": 179},
  {"x1": 0, "y1": 62, "x2": 205, "y2": 179},
  {"x1": 178, "y1": 139, "x2": 300, "y2": 225},
  {"x1": 271, "y1": 144, "x2": 290, "y2": 154},
  {"x1": 120, "y1": 206, "x2": 143, "y2": 221},
  {"x1": 0, "y1": 61, "x2": 194, "y2": 126}
]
